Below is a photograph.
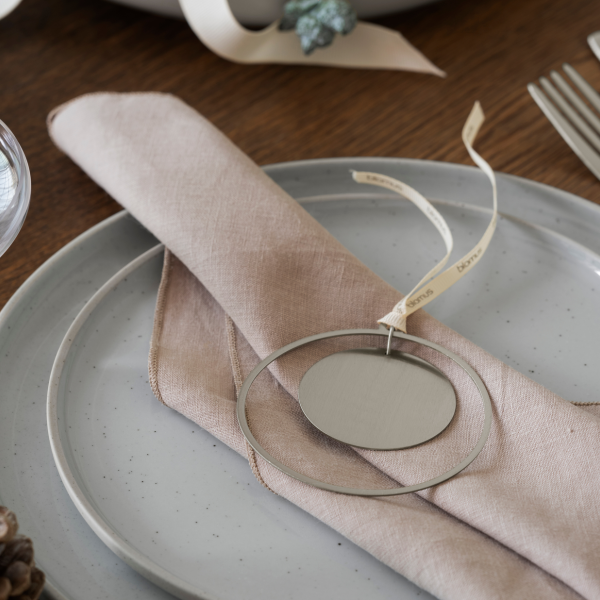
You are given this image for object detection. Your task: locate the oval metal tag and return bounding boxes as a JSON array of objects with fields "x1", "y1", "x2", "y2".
[{"x1": 298, "y1": 347, "x2": 456, "y2": 450}]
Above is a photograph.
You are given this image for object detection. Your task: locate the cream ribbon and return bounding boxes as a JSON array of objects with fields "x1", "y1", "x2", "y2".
[
  {"x1": 353, "y1": 102, "x2": 497, "y2": 332},
  {"x1": 0, "y1": 0, "x2": 444, "y2": 75},
  {"x1": 178, "y1": 0, "x2": 444, "y2": 75}
]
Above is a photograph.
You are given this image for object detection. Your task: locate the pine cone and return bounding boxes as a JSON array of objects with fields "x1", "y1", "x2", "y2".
[{"x1": 0, "y1": 508, "x2": 44, "y2": 600}]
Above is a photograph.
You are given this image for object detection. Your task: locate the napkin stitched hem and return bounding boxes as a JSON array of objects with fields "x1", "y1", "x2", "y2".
[{"x1": 148, "y1": 247, "x2": 171, "y2": 406}]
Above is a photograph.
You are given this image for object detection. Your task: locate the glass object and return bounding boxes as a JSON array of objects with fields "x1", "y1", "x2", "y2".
[{"x1": 0, "y1": 119, "x2": 30, "y2": 258}]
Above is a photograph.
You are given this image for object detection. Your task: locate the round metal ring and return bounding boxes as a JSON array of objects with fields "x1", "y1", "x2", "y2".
[{"x1": 236, "y1": 328, "x2": 492, "y2": 496}]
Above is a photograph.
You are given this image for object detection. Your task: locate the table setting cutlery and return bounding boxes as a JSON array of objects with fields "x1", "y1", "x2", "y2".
[
  {"x1": 528, "y1": 65, "x2": 600, "y2": 179},
  {"x1": 528, "y1": 32, "x2": 600, "y2": 181}
]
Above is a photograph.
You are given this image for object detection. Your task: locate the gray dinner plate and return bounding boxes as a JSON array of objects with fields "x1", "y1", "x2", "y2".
[{"x1": 2, "y1": 158, "x2": 600, "y2": 600}]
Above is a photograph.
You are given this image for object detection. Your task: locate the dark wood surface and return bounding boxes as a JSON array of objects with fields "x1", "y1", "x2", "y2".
[{"x1": 1, "y1": 0, "x2": 600, "y2": 307}]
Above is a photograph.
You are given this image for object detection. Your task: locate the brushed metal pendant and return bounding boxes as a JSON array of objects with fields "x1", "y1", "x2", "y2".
[
  {"x1": 236, "y1": 328, "x2": 492, "y2": 496},
  {"x1": 298, "y1": 347, "x2": 456, "y2": 451}
]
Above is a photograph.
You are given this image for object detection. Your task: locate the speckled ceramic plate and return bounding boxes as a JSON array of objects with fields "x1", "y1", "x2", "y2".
[
  {"x1": 0, "y1": 211, "x2": 171, "y2": 600},
  {"x1": 45, "y1": 158, "x2": 600, "y2": 600}
]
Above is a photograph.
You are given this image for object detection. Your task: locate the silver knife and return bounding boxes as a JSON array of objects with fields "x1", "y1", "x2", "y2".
[{"x1": 588, "y1": 31, "x2": 600, "y2": 61}]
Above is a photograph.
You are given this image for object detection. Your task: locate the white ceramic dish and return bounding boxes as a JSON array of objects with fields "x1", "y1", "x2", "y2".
[
  {"x1": 106, "y1": 0, "x2": 443, "y2": 25},
  {"x1": 47, "y1": 158, "x2": 600, "y2": 600}
]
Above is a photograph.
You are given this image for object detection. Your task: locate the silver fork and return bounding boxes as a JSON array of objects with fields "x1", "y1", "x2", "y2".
[{"x1": 528, "y1": 63, "x2": 600, "y2": 180}]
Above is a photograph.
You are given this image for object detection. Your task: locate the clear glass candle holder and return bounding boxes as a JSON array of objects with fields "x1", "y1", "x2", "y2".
[{"x1": 0, "y1": 119, "x2": 30, "y2": 258}]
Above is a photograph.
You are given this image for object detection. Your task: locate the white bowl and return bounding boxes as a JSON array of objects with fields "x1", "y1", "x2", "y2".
[{"x1": 107, "y1": 0, "x2": 441, "y2": 25}]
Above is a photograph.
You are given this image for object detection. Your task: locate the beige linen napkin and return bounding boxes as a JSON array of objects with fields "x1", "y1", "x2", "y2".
[{"x1": 48, "y1": 92, "x2": 600, "y2": 600}]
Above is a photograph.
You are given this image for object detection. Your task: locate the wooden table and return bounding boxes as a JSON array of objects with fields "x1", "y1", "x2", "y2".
[{"x1": 1, "y1": 0, "x2": 600, "y2": 307}]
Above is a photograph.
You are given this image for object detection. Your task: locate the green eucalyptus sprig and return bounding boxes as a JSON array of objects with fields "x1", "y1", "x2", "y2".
[{"x1": 279, "y1": 0, "x2": 358, "y2": 55}]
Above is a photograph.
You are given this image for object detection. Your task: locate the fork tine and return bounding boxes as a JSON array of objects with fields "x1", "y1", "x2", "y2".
[
  {"x1": 550, "y1": 70, "x2": 600, "y2": 135},
  {"x1": 539, "y1": 76, "x2": 600, "y2": 153},
  {"x1": 563, "y1": 63, "x2": 600, "y2": 113},
  {"x1": 528, "y1": 83, "x2": 600, "y2": 181}
]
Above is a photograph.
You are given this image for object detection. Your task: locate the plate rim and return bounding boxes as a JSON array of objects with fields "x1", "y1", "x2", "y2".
[{"x1": 0, "y1": 210, "x2": 128, "y2": 327}]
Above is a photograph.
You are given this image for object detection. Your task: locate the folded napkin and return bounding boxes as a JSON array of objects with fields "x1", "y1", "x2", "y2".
[{"x1": 49, "y1": 92, "x2": 600, "y2": 600}]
